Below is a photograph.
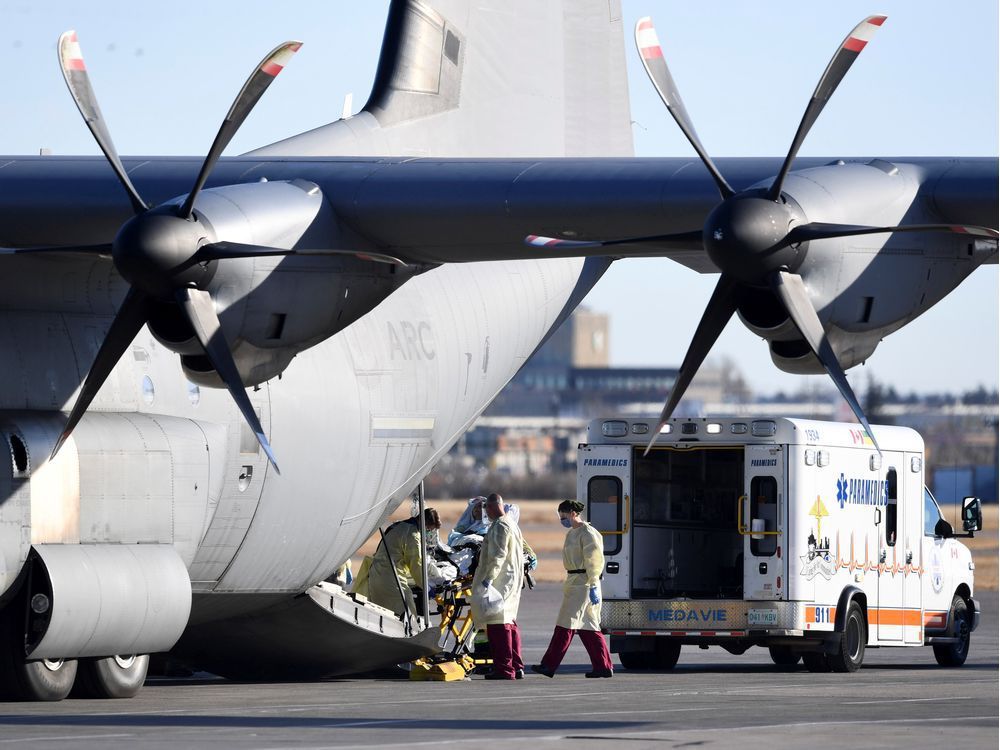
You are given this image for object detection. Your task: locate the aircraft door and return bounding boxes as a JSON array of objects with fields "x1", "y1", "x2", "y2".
[
  {"x1": 877, "y1": 466, "x2": 904, "y2": 641},
  {"x1": 578, "y1": 444, "x2": 630, "y2": 599},
  {"x1": 187, "y1": 385, "x2": 272, "y2": 589},
  {"x1": 742, "y1": 445, "x2": 784, "y2": 600}
]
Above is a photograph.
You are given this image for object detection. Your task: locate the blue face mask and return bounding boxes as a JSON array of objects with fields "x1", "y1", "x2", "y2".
[{"x1": 560, "y1": 518, "x2": 572, "y2": 528}]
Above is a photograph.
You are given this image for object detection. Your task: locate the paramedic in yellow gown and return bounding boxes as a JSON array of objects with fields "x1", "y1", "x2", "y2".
[
  {"x1": 367, "y1": 508, "x2": 441, "y2": 619},
  {"x1": 470, "y1": 493, "x2": 525, "y2": 680},
  {"x1": 531, "y1": 500, "x2": 613, "y2": 678}
]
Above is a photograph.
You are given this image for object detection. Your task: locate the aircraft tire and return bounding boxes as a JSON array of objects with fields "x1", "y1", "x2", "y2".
[
  {"x1": 654, "y1": 640, "x2": 681, "y2": 670},
  {"x1": 767, "y1": 646, "x2": 801, "y2": 667},
  {"x1": 72, "y1": 655, "x2": 149, "y2": 699},
  {"x1": 828, "y1": 601, "x2": 866, "y2": 672},
  {"x1": 933, "y1": 596, "x2": 971, "y2": 667},
  {"x1": 0, "y1": 602, "x2": 77, "y2": 701},
  {"x1": 801, "y1": 651, "x2": 831, "y2": 672}
]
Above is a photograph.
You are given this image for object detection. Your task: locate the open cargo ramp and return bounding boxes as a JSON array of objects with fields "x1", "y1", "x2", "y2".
[{"x1": 172, "y1": 583, "x2": 441, "y2": 680}]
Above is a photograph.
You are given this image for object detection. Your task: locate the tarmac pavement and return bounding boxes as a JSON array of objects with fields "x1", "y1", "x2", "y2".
[{"x1": 0, "y1": 583, "x2": 996, "y2": 749}]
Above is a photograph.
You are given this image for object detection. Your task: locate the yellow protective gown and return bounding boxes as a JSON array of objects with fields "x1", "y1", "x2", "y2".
[
  {"x1": 367, "y1": 520, "x2": 423, "y2": 618},
  {"x1": 556, "y1": 522, "x2": 605, "y2": 630},
  {"x1": 470, "y1": 515, "x2": 524, "y2": 626}
]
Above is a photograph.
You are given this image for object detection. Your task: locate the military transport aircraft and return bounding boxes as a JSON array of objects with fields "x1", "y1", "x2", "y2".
[{"x1": 0, "y1": 0, "x2": 996, "y2": 700}]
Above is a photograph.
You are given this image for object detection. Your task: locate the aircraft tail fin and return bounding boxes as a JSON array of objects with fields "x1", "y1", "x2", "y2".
[{"x1": 252, "y1": 0, "x2": 633, "y2": 158}]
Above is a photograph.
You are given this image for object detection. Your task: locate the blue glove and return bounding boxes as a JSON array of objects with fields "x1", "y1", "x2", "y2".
[
  {"x1": 589, "y1": 586, "x2": 600, "y2": 605},
  {"x1": 527, "y1": 555, "x2": 538, "y2": 571}
]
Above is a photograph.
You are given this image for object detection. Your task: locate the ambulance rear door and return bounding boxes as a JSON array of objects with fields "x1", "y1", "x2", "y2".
[
  {"x1": 578, "y1": 443, "x2": 631, "y2": 599},
  {"x1": 742, "y1": 444, "x2": 785, "y2": 600}
]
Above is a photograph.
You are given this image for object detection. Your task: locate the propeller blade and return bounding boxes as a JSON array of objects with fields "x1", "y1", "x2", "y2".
[
  {"x1": 768, "y1": 16, "x2": 886, "y2": 201},
  {"x1": 645, "y1": 274, "x2": 741, "y2": 454},
  {"x1": 51, "y1": 287, "x2": 150, "y2": 460},
  {"x1": 634, "y1": 17, "x2": 734, "y2": 200},
  {"x1": 525, "y1": 230, "x2": 705, "y2": 253},
  {"x1": 57, "y1": 31, "x2": 147, "y2": 215},
  {"x1": 770, "y1": 270, "x2": 880, "y2": 452},
  {"x1": 194, "y1": 241, "x2": 409, "y2": 266},
  {"x1": 176, "y1": 287, "x2": 280, "y2": 473},
  {"x1": 783, "y1": 221, "x2": 999, "y2": 246},
  {"x1": 178, "y1": 41, "x2": 303, "y2": 220}
]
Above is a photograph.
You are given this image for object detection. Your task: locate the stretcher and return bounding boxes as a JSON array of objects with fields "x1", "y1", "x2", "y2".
[{"x1": 409, "y1": 576, "x2": 491, "y2": 680}]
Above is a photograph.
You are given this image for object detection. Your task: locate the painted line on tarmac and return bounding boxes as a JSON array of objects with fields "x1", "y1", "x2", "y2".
[
  {"x1": 310, "y1": 717, "x2": 995, "y2": 750},
  {"x1": 841, "y1": 696, "x2": 973, "y2": 705},
  {"x1": 0, "y1": 734, "x2": 133, "y2": 744}
]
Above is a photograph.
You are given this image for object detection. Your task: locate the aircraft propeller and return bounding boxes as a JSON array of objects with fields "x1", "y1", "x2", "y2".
[
  {"x1": 528, "y1": 15, "x2": 998, "y2": 454},
  {"x1": 44, "y1": 31, "x2": 306, "y2": 472}
]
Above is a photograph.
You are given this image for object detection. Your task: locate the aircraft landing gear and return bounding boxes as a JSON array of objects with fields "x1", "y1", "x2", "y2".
[
  {"x1": 0, "y1": 605, "x2": 78, "y2": 701},
  {"x1": 73, "y1": 655, "x2": 149, "y2": 699}
]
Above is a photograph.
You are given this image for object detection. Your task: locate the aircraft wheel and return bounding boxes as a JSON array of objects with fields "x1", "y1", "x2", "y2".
[
  {"x1": 768, "y1": 646, "x2": 801, "y2": 667},
  {"x1": 617, "y1": 651, "x2": 652, "y2": 670},
  {"x1": 828, "y1": 601, "x2": 866, "y2": 672},
  {"x1": 0, "y1": 603, "x2": 77, "y2": 701},
  {"x1": 654, "y1": 640, "x2": 681, "y2": 670},
  {"x1": 0, "y1": 656, "x2": 78, "y2": 702},
  {"x1": 801, "y1": 651, "x2": 831, "y2": 673},
  {"x1": 933, "y1": 596, "x2": 971, "y2": 667},
  {"x1": 73, "y1": 655, "x2": 149, "y2": 699}
]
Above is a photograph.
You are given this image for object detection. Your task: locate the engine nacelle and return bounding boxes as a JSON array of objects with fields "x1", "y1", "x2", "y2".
[
  {"x1": 736, "y1": 160, "x2": 969, "y2": 376},
  {"x1": 145, "y1": 179, "x2": 421, "y2": 386},
  {"x1": 768, "y1": 327, "x2": 881, "y2": 375}
]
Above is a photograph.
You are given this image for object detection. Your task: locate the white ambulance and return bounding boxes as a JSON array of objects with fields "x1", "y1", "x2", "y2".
[{"x1": 580, "y1": 417, "x2": 983, "y2": 672}]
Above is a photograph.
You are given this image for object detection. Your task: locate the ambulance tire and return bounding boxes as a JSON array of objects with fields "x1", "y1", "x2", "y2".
[
  {"x1": 618, "y1": 651, "x2": 652, "y2": 670},
  {"x1": 72, "y1": 655, "x2": 149, "y2": 699},
  {"x1": 654, "y1": 641, "x2": 681, "y2": 670},
  {"x1": 767, "y1": 646, "x2": 801, "y2": 667},
  {"x1": 828, "y1": 601, "x2": 866, "y2": 673},
  {"x1": 933, "y1": 596, "x2": 970, "y2": 667},
  {"x1": 801, "y1": 651, "x2": 831, "y2": 672}
]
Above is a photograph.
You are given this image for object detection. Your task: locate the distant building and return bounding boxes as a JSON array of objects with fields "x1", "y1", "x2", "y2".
[{"x1": 437, "y1": 312, "x2": 998, "y2": 494}]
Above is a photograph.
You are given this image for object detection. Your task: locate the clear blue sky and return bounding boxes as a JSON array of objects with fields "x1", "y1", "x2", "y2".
[{"x1": 2, "y1": 0, "x2": 996, "y2": 396}]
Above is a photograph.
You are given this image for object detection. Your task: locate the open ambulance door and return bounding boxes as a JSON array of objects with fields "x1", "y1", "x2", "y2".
[
  {"x1": 742, "y1": 445, "x2": 784, "y2": 600},
  {"x1": 578, "y1": 443, "x2": 630, "y2": 599}
]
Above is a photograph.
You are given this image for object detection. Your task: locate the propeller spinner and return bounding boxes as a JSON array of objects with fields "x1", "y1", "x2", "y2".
[
  {"x1": 529, "y1": 15, "x2": 998, "y2": 454},
  {"x1": 48, "y1": 32, "x2": 304, "y2": 472}
]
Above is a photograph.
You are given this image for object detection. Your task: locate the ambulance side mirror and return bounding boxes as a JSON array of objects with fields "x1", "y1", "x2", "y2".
[
  {"x1": 934, "y1": 518, "x2": 953, "y2": 539},
  {"x1": 961, "y1": 496, "x2": 983, "y2": 534}
]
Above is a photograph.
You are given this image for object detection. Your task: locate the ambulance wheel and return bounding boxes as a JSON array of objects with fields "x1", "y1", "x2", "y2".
[
  {"x1": 801, "y1": 651, "x2": 831, "y2": 672},
  {"x1": 828, "y1": 601, "x2": 866, "y2": 673},
  {"x1": 933, "y1": 596, "x2": 971, "y2": 667},
  {"x1": 768, "y1": 646, "x2": 800, "y2": 667},
  {"x1": 618, "y1": 651, "x2": 652, "y2": 670},
  {"x1": 654, "y1": 640, "x2": 681, "y2": 670},
  {"x1": 72, "y1": 655, "x2": 149, "y2": 699},
  {"x1": 0, "y1": 603, "x2": 77, "y2": 701}
]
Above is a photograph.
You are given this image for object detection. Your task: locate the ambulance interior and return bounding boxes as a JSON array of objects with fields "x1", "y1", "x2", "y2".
[{"x1": 629, "y1": 447, "x2": 745, "y2": 599}]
